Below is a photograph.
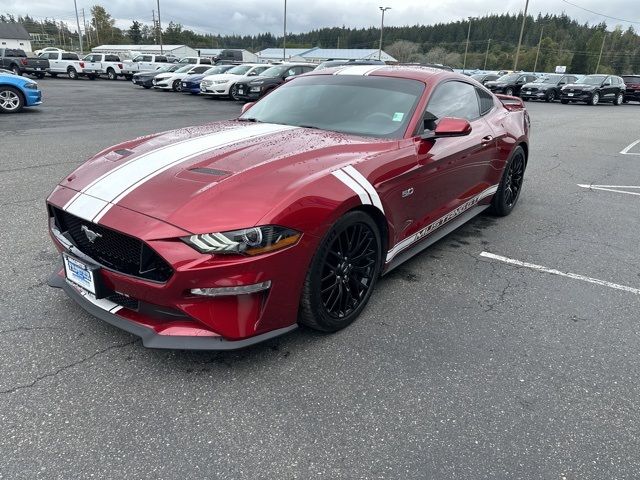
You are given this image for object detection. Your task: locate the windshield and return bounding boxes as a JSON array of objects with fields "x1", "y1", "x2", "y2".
[
  {"x1": 260, "y1": 65, "x2": 291, "y2": 77},
  {"x1": 579, "y1": 75, "x2": 607, "y2": 85},
  {"x1": 534, "y1": 74, "x2": 562, "y2": 83},
  {"x1": 155, "y1": 64, "x2": 176, "y2": 73},
  {"x1": 471, "y1": 74, "x2": 486, "y2": 81},
  {"x1": 239, "y1": 75, "x2": 424, "y2": 139},
  {"x1": 497, "y1": 73, "x2": 519, "y2": 82},
  {"x1": 175, "y1": 65, "x2": 193, "y2": 73},
  {"x1": 623, "y1": 76, "x2": 640, "y2": 83},
  {"x1": 227, "y1": 65, "x2": 252, "y2": 75}
]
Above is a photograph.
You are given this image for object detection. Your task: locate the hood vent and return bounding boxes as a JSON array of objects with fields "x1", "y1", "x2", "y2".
[
  {"x1": 114, "y1": 149, "x2": 134, "y2": 157},
  {"x1": 188, "y1": 167, "x2": 231, "y2": 176}
]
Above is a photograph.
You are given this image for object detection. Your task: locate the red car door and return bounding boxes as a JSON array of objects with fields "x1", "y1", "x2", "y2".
[{"x1": 411, "y1": 80, "x2": 499, "y2": 224}]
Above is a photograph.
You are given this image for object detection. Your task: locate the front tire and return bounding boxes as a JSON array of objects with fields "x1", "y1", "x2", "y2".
[
  {"x1": 172, "y1": 79, "x2": 182, "y2": 92},
  {"x1": 229, "y1": 83, "x2": 241, "y2": 100},
  {"x1": 546, "y1": 90, "x2": 556, "y2": 102},
  {"x1": 561, "y1": 98, "x2": 569, "y2": 104},
  {"x1": 0, "y1": 86, "x2": 24, "y2": 113},
  {"x1": 589, "y1": 92, "x2": 600, "y2": 105},
  {"x1": 299, "y1": 211, "x2": 382, "y2": 332},
  {"x1": 505, "y1": 87, "x2": 514, "y2": 96},
  {"x1": 489, "y1": 146, "x2": 526, "y2": 217},
  {"x1": 613, "y1": 92, "x2": 623, "y2": 106}
]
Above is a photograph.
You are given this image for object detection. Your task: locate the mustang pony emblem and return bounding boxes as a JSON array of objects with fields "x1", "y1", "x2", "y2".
[{"x1": 81, "y1": 225, "x2": 102, "y2": 243}]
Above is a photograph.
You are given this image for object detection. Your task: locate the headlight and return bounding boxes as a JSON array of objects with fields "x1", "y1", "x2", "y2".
[
  {"x1": 24, "y1": 83, "x2": 38, "y2": 90},
  {"x1": 250, "y1": 86, "x2": 261, "y2": 92},
  {"x1": 182, "y1": 225, "x2": 302, "y2": 256},
  {"x1": 213, "y1": 80, "x2": 228, "y2": 84}
]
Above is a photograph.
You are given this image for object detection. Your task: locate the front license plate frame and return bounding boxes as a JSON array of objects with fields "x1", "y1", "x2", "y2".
[{"x1": 63, "y1": 253, "x2": 107, "y2": 298}]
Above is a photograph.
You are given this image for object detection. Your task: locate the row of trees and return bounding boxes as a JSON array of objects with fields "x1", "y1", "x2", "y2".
[{"x1": 2, "y1": 9, "x2": 639, "y2": 73}]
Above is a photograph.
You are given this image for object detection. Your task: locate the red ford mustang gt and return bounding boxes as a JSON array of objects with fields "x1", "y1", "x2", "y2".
[{"x1": 47, "y1": 65, "x2": 530, "y2": 350}]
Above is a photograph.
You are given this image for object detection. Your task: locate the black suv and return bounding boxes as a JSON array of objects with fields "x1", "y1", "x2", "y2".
[
  {"x1": 234, "y1": 64, "x2": 316, "y2": 101},
  {"x1": 470, "y1": 73, "x2": 500, "y2": 85},
  {"x1": 621, "y1": 75, "x2": 640, "y2": 103},
  {"x1": 520, "y1": 74, "x2": 578, "y2": 102},
  {"x1": 560, "y1": 75, "x2": 626, "y2": 105},
  {"x1": 484, "y1": 73, "x2": 538, "y2": 97}
]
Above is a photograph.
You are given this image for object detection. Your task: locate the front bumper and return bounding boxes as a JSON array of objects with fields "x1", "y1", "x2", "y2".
[
  {"x1": 132, "y1": 78, "x2": 154, "y2": 87},
  {"x1": 48, "y1": 269, "x2": 297, "y2": 350},
  {"x1": 561, "y1": 90, "x2": 592, "y2": 101},
  {"x1": 235, "y1": 85, "x2": 261, "y2": 101},
  {"x1": 46, "y1": 191, "x2": 316, "y2": 349},
  {"x1": 200, "y1": 83, "x2": 231, "y2": 95},
  {"x1": 625, "y1": 90, "x2": 640, "y2": 101},
  {"x1": 181, "y1": 82, "x2": 202, "y2": 94},
  {"x1": 25, "y1": 88, "x2": 42, "y2": 106},
  {"x1": 520, "y1": 90, "x2": 547, "y2": 100}
]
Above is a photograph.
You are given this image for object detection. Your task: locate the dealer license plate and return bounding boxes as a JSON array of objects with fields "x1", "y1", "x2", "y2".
[
  {"x1": 63, "y1": 254, "x2": 97, "y2": 295},
  {"x1": 568, "y1": 93, "x2": 574, "y2": 97},
  {"x1": 238, "y1": 88, "x2": 244, "y2": 94},
  {"x1": 36, "y1": 67, "x2": 42, "y2": 71}
]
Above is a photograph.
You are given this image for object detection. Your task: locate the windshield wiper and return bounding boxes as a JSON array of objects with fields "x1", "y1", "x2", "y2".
[{"x1": 237, "y1": 117, "x2": 259, "y2": 122}]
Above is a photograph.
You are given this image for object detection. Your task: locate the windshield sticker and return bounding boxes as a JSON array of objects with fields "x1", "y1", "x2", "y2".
[{"x1": 392, "y1": 112, "x2": 404, "y2": 122}]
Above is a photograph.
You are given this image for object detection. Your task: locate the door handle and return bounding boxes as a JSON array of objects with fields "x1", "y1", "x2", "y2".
[{"x1": 481, "y1": 135, "x2": 494, "y2": 145}]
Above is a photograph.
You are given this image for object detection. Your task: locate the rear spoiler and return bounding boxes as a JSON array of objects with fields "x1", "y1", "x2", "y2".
[{"x1": 495, "y1": 94, "x2": 525, "y2": 111}]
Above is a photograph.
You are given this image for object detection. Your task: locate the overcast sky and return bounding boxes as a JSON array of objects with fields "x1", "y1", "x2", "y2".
[{"x1": 5, "y1": 0, "x2": 638, "y2": 36}]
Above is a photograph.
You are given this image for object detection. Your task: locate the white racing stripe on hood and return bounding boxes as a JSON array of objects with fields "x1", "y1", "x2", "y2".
[{"x1": 63, "y1": 123, "x2": 298, "y2": 223}]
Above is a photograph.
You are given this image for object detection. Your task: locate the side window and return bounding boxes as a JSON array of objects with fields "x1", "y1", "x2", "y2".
[
  {"x1": 141, "y1": 55, "x2": 153, "y2": 62},
  {"x1": 105, "y1": 55, "x2": 119, "y2": 62},
  {"x1": 427, "y1": 81, "x2": 480, "y2": 124},
  {"x1": 194, "y1": 66, "x2": 209, "y2": 73},
  {"x1": 156, "y1": 56, "x2": 167, "y2": 63},
  {"x1": 62, "y1": 53, "x2": 79, "y2": 60},
  {"x1": 476, "y1": 88, "x2": 495, "y2": 116},
  {"x1": 302, "y1": 66, "x2": 315, "y2": 73}
]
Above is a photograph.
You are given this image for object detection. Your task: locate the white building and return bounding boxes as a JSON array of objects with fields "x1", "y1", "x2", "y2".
[
  {"x1": 92, "y1": 44, "x2": 198, "y2": 59},
  {"x1": 0, "y1": 23, "x2": 32, "y2": 52},
  {"x1": 256, "y1": 47, "x2": 397, "y2": 63}
]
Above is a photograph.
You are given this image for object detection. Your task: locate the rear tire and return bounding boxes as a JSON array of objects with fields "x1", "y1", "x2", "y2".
[
  {"x1": 11, "y1": 65, "x2": 21, "y2": 76},
  {"x1": 299, "y1": 211, "x2": 382, "y2": 332},
  {"x1": 0, "y1": 86, "x2": 24, "y2": 113},
  {"x1": 68, "y1": 68, "x2": 78, "y2": 80},
  {"x1": 489, "y1": 146, "x2": 526, "y2": 217},
  {"x1": 87, "y1": 74, "x2": 96, "y2": 80},
  {"x1": 49, "y1": 73, "x2": 58, "y2": 78},
  {"x1": 124, "y1": 74, "x2": 133, "y2": 81},
  {"x1": 34, "y1": 73, "x2": 45, "y2": 79},
  {"x1": 561, "y1": 99, "x2": 569, "y2": 104},
  {"x1": 107, "y1": 68, "x2": 117, "y2": 80}
]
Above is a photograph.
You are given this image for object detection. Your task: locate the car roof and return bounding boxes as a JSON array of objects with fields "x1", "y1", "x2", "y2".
[{"x1": 307, "y1": 65, "x2": 456, "y2": 84}]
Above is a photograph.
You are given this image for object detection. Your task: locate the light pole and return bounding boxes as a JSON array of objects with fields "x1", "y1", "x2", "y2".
[
  {"x1": 463, "y1": 17, "x2": 473, "y2": 73},
  {"x1": 157, "y1": 0, "x2": 163, "y2": 54},
  {"x1": 484, "y1": 38, "x2": 491, "y2": 70},
  {"x1": 378, "y1": 7, "x2": 391, "y2": 61},
  {"x1": 513, "y1": 0, "x2": 529, "y2": 71},
  {"x1": 595, "y1": 32, "x2": 607, "y2": 74},
  {"x1": 283, "y1": 0, "x2": 287, "y2": 60},
  {"x1": 533, "y1": 25, "x2": 544, "y2": 73},
  {"x1": 73, "y1": 0, "x2": 83, "y2": 54}
]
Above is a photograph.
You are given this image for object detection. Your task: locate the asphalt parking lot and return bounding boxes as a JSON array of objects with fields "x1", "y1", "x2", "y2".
[{"x1": 1, "y1": 76, "x2": 640, "y2": 479}]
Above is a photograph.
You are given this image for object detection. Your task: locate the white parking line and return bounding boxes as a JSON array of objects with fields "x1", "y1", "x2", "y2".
[
  {"x1": 577, "y1": 184, "x2": 640, "y2": 197},
  {"x1": 620, "y1": 139, "x2": 640, "y2": 155},
  {"x1": 480, "y1": 252, "x2": 640, "y2": 295}
]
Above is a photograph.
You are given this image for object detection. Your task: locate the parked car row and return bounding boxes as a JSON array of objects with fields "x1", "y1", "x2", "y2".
[
  {"x1": 474, "y1": 70, "x2": 636, "y2": 106},
  {"x1": 132, "y1": 61, "x2": 318, "y2": 102}
]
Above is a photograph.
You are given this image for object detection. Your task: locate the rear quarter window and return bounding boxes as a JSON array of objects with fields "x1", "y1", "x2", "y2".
[
  {"x1": 105, "y1": 55, "x2": 120, "y2": 62},
  {"x1": 62, "y1": 53, "x2": 79, "y2": 60}
]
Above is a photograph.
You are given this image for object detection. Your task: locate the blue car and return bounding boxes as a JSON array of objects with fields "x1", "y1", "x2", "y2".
[
  {"x1": 181, "y1": 65, "x2": 234, "y2": 94},
  {"x1": 0, "y1": 72, "x2": 42, "y2": 113}
]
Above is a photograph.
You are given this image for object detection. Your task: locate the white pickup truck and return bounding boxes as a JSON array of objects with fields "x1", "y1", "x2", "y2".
[
  {"x1": 81, "y1": 53, "x2": 125, "y2": 80},
  {"x1": 176, "y1": 56, "x2": 213, "y2": 66},
  {"x1": 40, "y1": 51, "x2": 87, "y2": 79},
  {"x1": 121, "y1": 54, "x2": 176, "y2": 80}
]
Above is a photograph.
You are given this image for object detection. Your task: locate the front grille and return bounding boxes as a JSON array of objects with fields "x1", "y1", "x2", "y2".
[
  {"x1": 51, "y1": 206, "x2": 173, "y2": 282},
  {"x1": 107, "y1": 292, "x2": 140, "y2": 310}
]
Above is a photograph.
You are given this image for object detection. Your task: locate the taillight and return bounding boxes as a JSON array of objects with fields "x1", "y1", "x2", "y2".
[
  {"x1": 79, "y1": 61, "x2": 85, "y2": 68},
  {"x1": 20, "y1": 58, "x2": 27, "y2": 65},
  {"x1": 118, "y1": 63, "x2": 123, "y2": 69}
]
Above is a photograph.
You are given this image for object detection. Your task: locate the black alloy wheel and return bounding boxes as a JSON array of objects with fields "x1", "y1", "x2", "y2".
[
  {"x1": 490, "y1": 146, "x2": 526, "y2": 216},
  {"x1": 299, "y1": 211, "x2": 382, "y2": 332},
  {"x1": 172, "y1": 79, "x2": 182, "y2": 91},
  {"x1": 546, "y1": 90, "x2": 556, "y2": 102}
]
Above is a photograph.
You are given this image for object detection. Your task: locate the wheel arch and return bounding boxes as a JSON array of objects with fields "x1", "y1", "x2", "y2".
[{"x1": 349, "y1": 204, "x2": 390, "y2": 260}]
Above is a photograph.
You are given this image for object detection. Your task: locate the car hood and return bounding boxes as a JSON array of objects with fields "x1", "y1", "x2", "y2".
[
  {"x1": 522, "y1": 82, "x2": 553, "y2": 89},
  {"x1": 562, "y1": 83, "x2": 596, "y2": 90},
  {"x1": 183, "y1": 74, "x2": 206, "y2": 82},
  {"x1": 201, "y1": 73, "x2": 242, "y2": 82},
  {"x1": 58, "y1": 121, "x2": 395, "y2": 234}
]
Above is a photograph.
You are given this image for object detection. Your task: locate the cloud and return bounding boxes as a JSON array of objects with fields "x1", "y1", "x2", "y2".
[{"x1": 3, "y1": 0, "x2": 637, "y2": 36}]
